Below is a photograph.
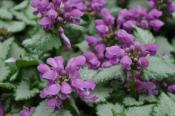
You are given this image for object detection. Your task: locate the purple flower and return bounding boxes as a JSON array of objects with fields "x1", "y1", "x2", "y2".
[
  {"x1": 95, "y1": 8, "x2": 114, "y2": 37},
  {"x1": 144, "y1": 43, "x2": 159, "y2": 55},
  {"x1": 71, "y1": 79, "x2": 97, "y2": 103},
  {"x1": 117, "y1": 7, "x2": 164, "y2": 31},
  {"x1": 84, "y1": 51, "x2": 101, "y2": 69},
  {"x1": 20, "y1": 107, "x2": 35, "y2": 116},
  {"x1": 96, "y1": 24, "x2": 109, "y2": 37},
  {"x1": 138, "y1": 57, "x2": 149, "y2": 68},
  {"x1": 61, "y1": 82, "x2": 72, "y2": 94},
  {"x1": 149, "y1": 0, "x2": 175, "y2": 13},
  {"x1": 58, "y1": 27, "x2": 72, "y2": 49},
  {"x1": 120, "y1": 55, "x2": 132, "y2": 69},
  {"x1": 38, "y1": 55, "x2": 96, "y2": 109},
  {"x1": 136, "y1": 80, "x2": 157, "y2": 95},
  {"x1": 47, "y1": 98, "x2": 62, "y2": 109},
  {"x1": 148, "y1": 9, "x2": 162, "y2": 19},
  {"x1": 149, "y1": 19, "x2": 164, "y2": 31},
  {"x1": 101, "y1": 8, "x2": 114, "y2": 26},
  {"x1": 32, "y1": 0, "x2": 85, "y2": 47},
  {"x1": 123, "y1": 20, "x2": 136, "y2": 30},
  {"x1": 87, "y1": 0, "x2": 105, "y2": 13},
  {"x1": 105, "y1": 45, "x2": 125, "y2": 59},
  {"x1": 116, "y1": 29, "x2": 134, "y2": 46},
  {"x1": 40, "y1": 84, "x2": 60, "y2": 98},
  {"x1": 167, "y1": 85, "x2": 175, "y2": 93},
  {"x1": 38, "y1": 17, "x2": 52, "y2": 28}
]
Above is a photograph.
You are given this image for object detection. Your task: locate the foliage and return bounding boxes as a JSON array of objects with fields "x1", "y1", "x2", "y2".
[{"x1": 0, "y1": 0, "x2": 175, "y2": 116}]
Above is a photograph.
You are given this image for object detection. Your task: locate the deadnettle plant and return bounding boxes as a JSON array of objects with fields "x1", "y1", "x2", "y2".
[
  {"x1": 84, "y1": 36, "x2": 125, "y2": 69},
  {"x1": 32, "y1": 0, "x2": 85, "y2": 49},
  {"x1": 37, "y1": 55, "x2": 97, "y2": 109},
  {"x1": 117, "y1": 7, "x2": 164, "y2": 31},
  {"x1": 84, "y1": 29, "x2": 159, "y2": 95},
  {"x1": 95, "y1": 8, "x2": 115, "y2": 38},
  {"x1": 149, "y1": 0, "x2": 175, "y2": 13}
]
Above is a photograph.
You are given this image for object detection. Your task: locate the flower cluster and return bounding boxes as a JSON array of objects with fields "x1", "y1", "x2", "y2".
[
  {"x1": 37, "y1": 56, "x2": 97, "y2": 109},
  {"x1": 95, "y1": 8, "x2": 115, "y2": 38},
  {"x1": 84, "y1": 36, "x2": 124, "y2": 69},
  {"x1": 20, "y1": 107, "x2": 35, "y2": 116},
  {"x1": 149, "y1": 0, "x2": 175, "y2": 13},
  {"x1": 32, "y1": 0, "x2": 85, "y2": 29},
  {"x1": 117, "y1": 7, "x2": 164, "y2": 31},
  {"x1": 86, "y1": 0, "x2": 105, "y2": 13},
  {"x1": 95, "y1": 7, "x2": 164, "y2": 40},
  {"x1": 31, "y1": 0, "x2": 86, "y2": 49},
  {"x1": 135, "y1": 72, "x2": 158, "y2": 95},
  {"x1": 84, "y1": 32, "x2": 159, "y2": 95}
]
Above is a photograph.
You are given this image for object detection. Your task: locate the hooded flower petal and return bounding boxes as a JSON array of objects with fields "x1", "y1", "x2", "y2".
[
  {"x1": 61, "y1": 82, "x2": 72, "y2": 94},
  {"x1": 41, "y1": 84, "x2": 60, "y2": 97}
]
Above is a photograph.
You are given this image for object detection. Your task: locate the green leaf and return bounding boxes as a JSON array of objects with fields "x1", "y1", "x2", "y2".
[
  {"x1": 139, "y1": 95, "x2": 157, "y2": 103},
  {"x1": 0, "y1": 20, "x2": 26, "y2": 33},
  {"x1": 80, "y1": 67, "x2": 97, "y2": 80},
  {"x1": 0, "y1": 8, "x2": 13, "y2": 20},
  {"x1": 12, "y1": 11, "x2": 36, "y2": 25},
  {"x1": 96, "y1": 103, "x2": 124, "y2": 116},
  {"x1": 69, "y1": 24, "x2": 86, "y2": 32},
  {"x1": 0, "y1": 60, "x2": 10, "y2": 82},
  {"x1": 0, "y1": 82, "x2": 16, "y2": 89},
  {"x1": 134, "y1": 27, "x2": 155, "y2": 45},
  {"x1": 33, "y1": 101, "x2": 72, "y2": 116},
  {"x1": 13, "y1": 0, "x2": 29, "y2": 10},
  {"x1": 144, "y1": 56, "x2": 175, "y2": 80},
  {"x1": 128, "y1": 0, "x2": 149, "y2": 8},
  {"x1": 23, "y1": 30, "x2": 61, "y2": 54},
  {"x1": 152, "y1": 93, "x2": 175, "y2": 116},
  {"x1": 91, "y1": 86, "x2": 112, "y2": 102},
  {"x1": 76, "y1": 41, "x2": 89, "y2": 52},
  {"x1": 1, "y1": 0, "x2": 15, "y2": 9},
  {"x1": 126, "y1": 105, "x2": 154, "y2": 116},
  {"x1": 167, "y1": 92, "x2": 175, "y2": 102},
  {"x1": 10, "y1": 71, "x2": 19, "y2": 81},
  {"x1": 123, "y1": 97, "x2": 143, "y2": 106},
  {"x1": 8, "y1": 42, "x2": 26, "y2": 58},
  {"x1": 123, "y1": 95, "x2": 157, "y2": 107},
  {"x1": 15, "y1": 81, "x2": 39, "y2": 101},
  {"x1": 94, "y1": 65, "x2": 123, "y2": 83},
  {"x1": 0, "y1": 38, "x2": 14, "y2": 59},
  {"x1": 81, "y1": 65, "x2": 123, "y2": 83},
  {"x1": 156, "y1": 36, "x2": 174, "y2": 54},
  {"x1": 16, "y1": 59, "x2": 38, "y2": 68}
]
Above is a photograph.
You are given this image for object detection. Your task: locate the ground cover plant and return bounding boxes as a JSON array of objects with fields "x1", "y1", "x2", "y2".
[{"x1": 1, "y1": 0, "x2": 175, "y2": 116}]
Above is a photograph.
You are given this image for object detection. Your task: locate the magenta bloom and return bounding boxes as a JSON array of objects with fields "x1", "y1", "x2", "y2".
[
  {"x1": 136, "y1": 80, "x2": 158, "y2": 95},
  {"x1": 144, "y1": 43, "x2": 159, "y2": 55},
  {"x1": 149, "y1": 0, "x2": 175, "y2": 13},
  {"x1": 120, "y1": 55, "x2": 132, "y2": 69},
  {"x1": 116, "y1": 29, "x2": 134, "y2": 46},
  {"x1": 138, "y1": 57, "x2": 149, "y2": 68},
  {"x1": 95, "y1": 8, "x2": 115, "y2": 37},
  {"x1": 86, "y1": 0, "x2": 105, "y2": 13},
  {"x1": 20, "y1": 107, "x2": 35, "y2": 116},
  {"x1": 117, "y1": 7, "x2": 164, "y2": 31},
  {"x1": 37, "y1": 55, "x2": 96, "y2": 109},
  {"x1": 167, "y1": 85, "x2": 175, "y2": 93}
]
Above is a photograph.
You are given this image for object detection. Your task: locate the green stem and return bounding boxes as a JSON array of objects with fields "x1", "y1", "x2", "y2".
[
  {"x1": 131, "y1": 70, "x2": 137, "y2": 98},
  {"x1": 70, "y1": 97, "x2": 80, "y2": 116}
]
